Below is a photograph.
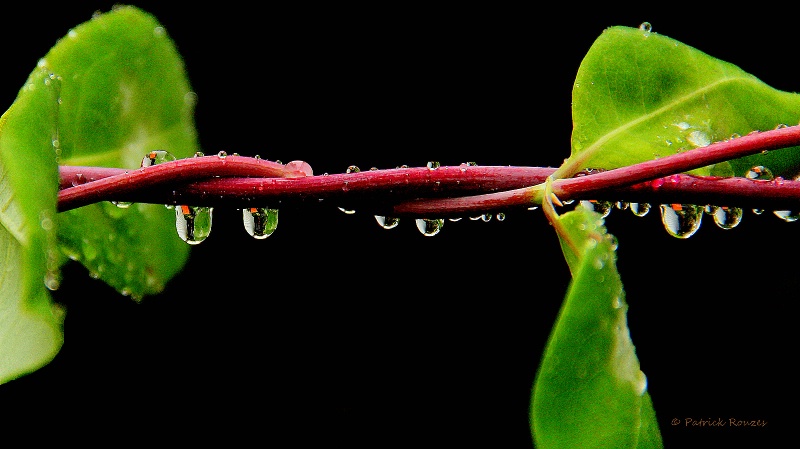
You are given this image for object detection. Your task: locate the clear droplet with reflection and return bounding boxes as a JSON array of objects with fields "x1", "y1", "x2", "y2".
[
  {"x1": 773, "y1": 209, "x2": 800, "y2": 222},
  {"x1": 416, "y1": 218, "x2": 443, "y2": 236},
  {"x1": 660, "y1": 204, "x2": 703, "y2": 238},
  {"x1": 709, "y1": 205, "x2": 743, "y2": 229},
  {"x1": 745, "y1": 165, "x2": 773, "y2": 214},
  {"x1": 141, "y1": 149, "x2": 177, "y2": 167},
  {"x1": 426, "y1": 161, "x2": 440, "y2": 170},
  {"x1": 141, "y1": 150, "x2": 178, "y2": 208},
  {"x1": 243, "y1": 207, "x2": 278, "y2": 239},
  {"x1": 773, "y1": 174, "x2": 800, "y2": 221},
  {"x1": 375, "y1": 215, "x2": 400, "y2": 229},
  {"x1": 338, "y1": 165, "x2": 360, "y2": 214},
  {"x1": 481, "y1": 213, "x2": 493, "y2": 222},
  {"x1": 579, "y1": 199, "x2": 613, "y2": 218},
  {"x1": 745, "y1": 165, "x2": 774, "y2": 181},
  {"x1": 175, "y1": 205, "x2": 213, "y2": 244},
  {"x1": 629, "y1": 203, "x2": 651, "y2": 217}
]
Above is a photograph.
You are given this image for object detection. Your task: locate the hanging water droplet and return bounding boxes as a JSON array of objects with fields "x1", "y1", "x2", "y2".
[
  {"x1": 426, "y1": 161, "x2": 440, "y2": 170},
  {"x1": 375, "y1": 215, "x2": 400, "y2": 229},
  {"x1": 660, "y1": 204, "x2": 703, "y2": 238},
  {"x1": 527, "y1": 206, "x2": 539, "y2": 211},
  {"x1": 629, "y1": 203, "x2": 650, "y2": 217},
  {"x1": 141, "y1": 150, "x2": 177, "y2": 168},
  {"x1": 496, "y1": 212, "x2": 506, "y2": 221},
  {"x1": 481, "y1": 213, "x2": 493, "y2": 222},
  {"x1": 416, "y1": 218, "x2": 443, "y2": 236},
  {"x1": 338, "y1": 206, "x2": 356, "y2": 215},
  {"x1": 711, "y1": 205, "x2": 743, "y2": 229},
  {"x1": 579, "y1": 199, "x2": 613, "y2": 218},
  {"x1": 242, "y1": 207, "x2": 278, "y2": 239},
  {"x1": 745, "y1": 166, "x2": 773, "y2": 214},
  {"x1": 175, "y1": 205, "x2": 213, "y2": 245},
  {"x1": 615, "y1": 201, "x2": 629, "y2": 210},
  {"x1": 773, "y1": 209, "x2": 800, "y2": 222}
]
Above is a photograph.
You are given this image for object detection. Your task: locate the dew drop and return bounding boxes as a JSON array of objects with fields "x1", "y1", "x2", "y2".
[
  {"x1": 243, "y1": 207, "x2": 278, "y2": 239},
  {"x1": 639, "y1": 22, "x2": 652, "y2": 33},
  {"x1": 686, "y1": 130, "x2": 711, "y2": 148},
  {"x1": 481, "y1": 213, "x2": 493, "y2": 222},
  {"x1": 44, "y1": 270, "x2": 61, "y2": 291},
  {"x1": 579, "y1": 199, "x2": 613, "y2": 218},
  {"x1": 175, "y1": 205, "x2": 213, "y2": 244},
  {"x1": 217, "y1": 150, "x2": 228, "y2": 159},
  {"x1": 141, "y1": 150, "x2": 176, "y2": 168},
  {"x1": 629, "y1": 203, "x2": 651, "y2": 217},
  {"x1": 745, "y1": 166, "x2": 773, "y2": 214},
  {"x1": 496, "y1": 212, "x2": 506, "y2": 221},
  {"x1": 426, "y1": 161, "x2": 440, "y2": 170},
  {"x1": 660, "y1": 204, "x2": 703, "y2": 238},
  {"x1": 745, "y1": 165, "x2": 774, "y2": 181},
  {"x1": 346, "y1": 165, "x2": 360, "y2": 174},
  {"x1": 71, "y1": 173, "x2": 87, "y2": 187},
  {"x1": 81, "y1": 238, "x2": 98, "y2": 262},
  {"x1": 111, "y1": 201, "x2": 132, "y2": 209},
  {"x1": 375, "y1": 215, "x2": 400, "y2": 229},
  {"x1": 416, "y1": 218, "x2": 444, "y2": 236},
  {"x1": 711, "y1": 205, "x2": 743, "y2": 229},
  {"x1": 773, "y1": 209, "x2": 800, "y2": 222}
]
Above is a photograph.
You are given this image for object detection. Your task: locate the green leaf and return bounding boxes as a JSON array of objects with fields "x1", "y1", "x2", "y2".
[
  {"x1": 41, "y1": 6, "x2": 200, "y2": 299},
  {"x1": 531, "y1": 207, "x2": 662, "y2": 449},
  {"x1": 561, "y1": 26, "x2": 800, "y2": 178},
  {"x1": 0, "y1": 68, "x2": 65, "y2": 384}
]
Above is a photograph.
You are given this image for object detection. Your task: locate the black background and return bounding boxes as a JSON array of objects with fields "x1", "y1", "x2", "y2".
[{"x1": 1, "y1": 3, "x2": 796, "y2": 447}]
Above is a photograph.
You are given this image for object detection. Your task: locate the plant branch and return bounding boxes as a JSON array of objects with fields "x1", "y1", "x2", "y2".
[{"x1": 57, "y1": 125, "x2": 800, "y2": 217}]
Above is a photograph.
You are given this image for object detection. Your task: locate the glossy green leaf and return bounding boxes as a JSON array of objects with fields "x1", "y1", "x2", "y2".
[
  {"x1": 0, "y1": 68, "x2": 65, "y2": 384},
  {"x1": 560, "y1": 26, "x2": 800, "y2": 178},
  {"x1": 531, "y1": 207, "x2": 662, "y2": 449},
  {"x1": 42, "y1": 6, "x2": 200, "y2": 299}
]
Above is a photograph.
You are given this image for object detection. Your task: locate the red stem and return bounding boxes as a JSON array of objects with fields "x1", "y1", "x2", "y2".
[{"x1": 56, "y1": 125, "x2": 800, "y2": 217}]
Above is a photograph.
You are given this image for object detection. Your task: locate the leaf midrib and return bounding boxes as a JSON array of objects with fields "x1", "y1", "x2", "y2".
[{"x1": 556, "y1": 75, "x2": 756, "y2": 178}]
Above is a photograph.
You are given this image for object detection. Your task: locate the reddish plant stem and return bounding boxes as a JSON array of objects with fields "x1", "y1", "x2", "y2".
[
  {"x1": 58, "y1": 156, "x2": 310, "y2": 210},
  {"x1": 58, "y1": 164, "x2": 557, "y2": 213},
  {"x1": 57, "y1": 125, "x2": 800, "y2": 217}
]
